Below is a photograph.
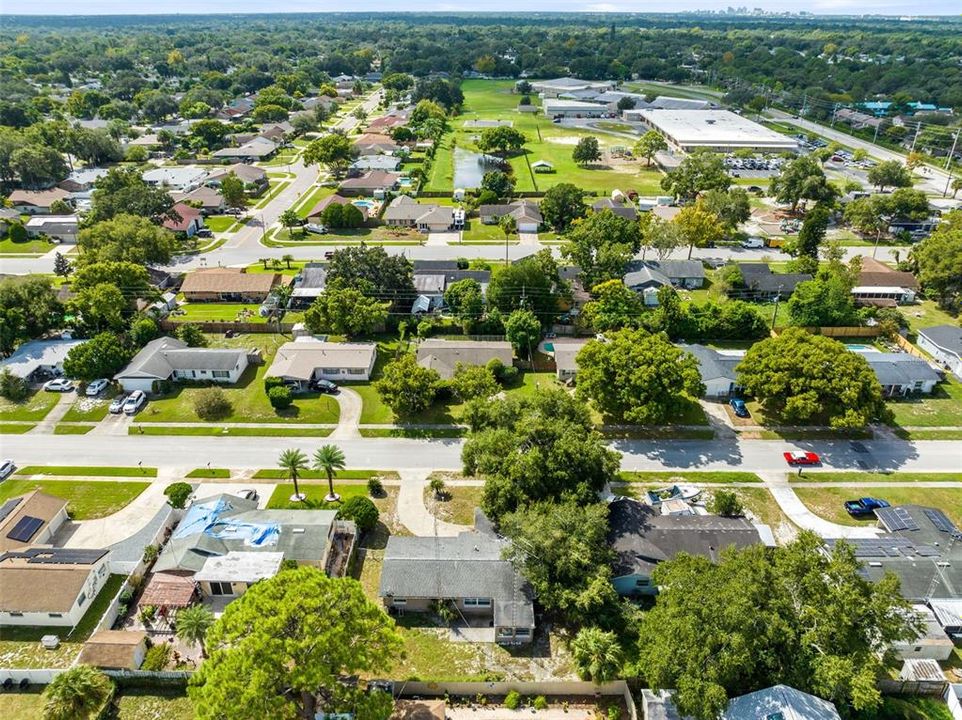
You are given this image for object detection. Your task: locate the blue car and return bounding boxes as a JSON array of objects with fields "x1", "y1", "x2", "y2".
[{"x1": 729, "y1": 398, "x2": 750, "y2": 418}]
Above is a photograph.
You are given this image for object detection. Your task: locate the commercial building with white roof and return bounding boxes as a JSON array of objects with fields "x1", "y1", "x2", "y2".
[{"x1": 636, "y1": 109, "x2": 799, "y2": 153}]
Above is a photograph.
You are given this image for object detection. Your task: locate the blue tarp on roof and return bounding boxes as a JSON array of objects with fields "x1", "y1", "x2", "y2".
[{"x1": 172, "y1": 497, "x2": 279, "y2": 547}]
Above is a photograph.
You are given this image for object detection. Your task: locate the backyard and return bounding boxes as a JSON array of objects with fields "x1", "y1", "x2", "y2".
[{"x1": 133, "y1": 334, "x2": 339, "y2": 425}]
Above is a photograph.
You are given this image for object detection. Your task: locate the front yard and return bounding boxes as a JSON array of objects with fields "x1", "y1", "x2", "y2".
[
  {"x1": 0, "y1": 479, "x2": 150, "y2": 519},
  {"x1": 887, "y1": 378, "x2": 962, "y2": 428},
  {"x1": 795, "y1": 487, "x2": 962, "y2": 527},
  {"x1": 135, "y1": 334, "x2": 339, "y2": 425},
  {"x1": 0, "y1": 389, "x2": 60, "y2": 422}
]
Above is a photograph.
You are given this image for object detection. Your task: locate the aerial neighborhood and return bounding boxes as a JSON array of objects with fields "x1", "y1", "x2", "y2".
[{"x1": 0, "y1": 9, "x2": 961, "y2": 720}]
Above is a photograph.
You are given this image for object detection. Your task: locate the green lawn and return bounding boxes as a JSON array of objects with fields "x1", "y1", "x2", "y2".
[
  {"x1": 0, "y1": 390, "x2": 60, "y2": 422},
  {"x1": 114, "y1": 690, "x2": 195, "y2": 720},
  {"x1": 174, "y1": 302, "x2": 270, "y2": 323},
  {"x1": 253, "y1": 469, "x2": 389, "y2": 480},
  {"x1": 904, "y1": 300, "x2": 959, "y2": 336},
  {"x1": 0, "y1": 479, "x2": 150, "y2": 519},
  {"x1": 794, "y1": 471, "x2": 958, "y2": 483},
  {"x1": 873, "y1": 696, "x2": 954, "y2": 720},
  {"x1": 0, "y1": 422, "x2": 35, "y2": 433},
  {"x1": 130, "y1": 425, "x2": 333, "y2": 437},
  {"x1": 0, "y1": 236, "x2": 55, "y2": 254},
  {"x1": 186, "y1": 468, "x2": 231, "y2": 478},
  {"x1": 266, "y1": 481, "x2": 371, "y2": 510},
  {"x1": 293, "y1": 184, "x2": 335, "y2": 219},
  {"x1": 618, "y1": 471, "x2": 763, "y2": 484},
  {"x1": 15, "y1": 465, "x2": 157, "y2": 477},
  {"x1": 61, "y1": 388, "x2": 118, "y2": 422},
  {"x1": 53, "y1": 424, "x2": 93, "y2": 435},
  {"x1": 268, "y1": 226, "x2": 422, "y2": 245},
  {"x1": 137, "y1": 334, "x2": 339, "y2": 425},
  {"x1": 359, "y1": 427, "x2": 466, "y2": 438},
  {"x1": 461, "y1": 219, "x2": 513, "y2": 241},
  {"x1": 795, "y1": 487, "x2": 962, "y2": 527},
  {"x1": 204, "y1": 215, "x2": 238, "y2": 233},
  {"x1": 423, "y1": 79, "x2": 665, "y2": 195},
  {"x1": 424, "y1": 485, "x2": 483, "y2": 525},
  {"x1": 888, "y1": 378, "x2": 962, "y2": 427}
]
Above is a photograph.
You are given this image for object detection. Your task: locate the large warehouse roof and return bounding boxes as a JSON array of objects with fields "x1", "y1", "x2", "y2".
[{"x1": 638, "y1": 109, "x2": 799, "y2": 151}]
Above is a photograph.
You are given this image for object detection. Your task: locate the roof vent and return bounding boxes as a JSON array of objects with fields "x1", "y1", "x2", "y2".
[
  {"x1": 868, "y1": 561, "x2": 883, "y2": 567},
  {"x1": 292, "y1": 528, "x2": 305, "y2": 534}
]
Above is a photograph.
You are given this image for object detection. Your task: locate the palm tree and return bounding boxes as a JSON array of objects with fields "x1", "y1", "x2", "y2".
[
  {"x1": 313, "y1": 444, "x2": 346, "y2": 503},
  {"x1": 43, "y1": 664, "x2": 114, "y2": 720},
  {"x1": 282, "y1": 253, "x2": 295, "y2": 269},
  {"x1": 570, "y1": 626, "x2": 623, "y2": 683},
  {"x1": 175, "y1": 604, "x2": 215, "y2": 658},
  {"x1": 278, "y1": 447, "x2": 309, "y2": 502}
]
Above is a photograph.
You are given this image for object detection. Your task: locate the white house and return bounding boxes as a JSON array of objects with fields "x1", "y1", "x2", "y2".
[
  {"x1": 917, "y1": 325, "x2": 962, "y2": 380},
  {"x1": 0, "y1": 547, "x2": 111, "y2": 628},
  {"x1": 25, "y1": 215, "x2": 79, "y2": 243},
  {"x1": 142, "y1": 166, "x2": 208, "y2": 193},
  {"x1": 0, "y1": 338, "x2": 85, "y2": 382},
  {"x1": 266, "y1": 337, "x2": 378, "y2": 387},
  {"x1": 113, "y1": 336, "x2": 249, "y2": 393},
  {"x1": 0, "y1": 491, "x2": 70, "y2": 553}
]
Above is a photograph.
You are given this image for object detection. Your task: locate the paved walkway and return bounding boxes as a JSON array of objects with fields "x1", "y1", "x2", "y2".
[
  {"x1": 396, "y1": 469, "x2": 471, "y2": 537},
  {"x1": 760, "y1": 472, "x2": 881, "y2": 539},
  {"x1": 330, "y1": 388, "x2": 363, "y2": 439},
  {"x1": 29, "y1": 391, "x2": 74, "y2": 433}
]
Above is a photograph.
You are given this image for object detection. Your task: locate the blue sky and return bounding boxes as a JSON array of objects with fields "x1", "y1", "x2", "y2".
[{"x1": 3, "y1": 2, "x2": 960, "y2": 16}]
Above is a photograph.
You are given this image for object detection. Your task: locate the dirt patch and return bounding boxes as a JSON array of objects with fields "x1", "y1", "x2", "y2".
[{"x1": 545, "y1": 136, "x2": 581, "y2": 145}]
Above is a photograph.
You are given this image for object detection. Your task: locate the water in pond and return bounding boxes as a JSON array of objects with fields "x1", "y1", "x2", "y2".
[{"x1": 452, "y1": 146, "x2": 503, "y2": 189}]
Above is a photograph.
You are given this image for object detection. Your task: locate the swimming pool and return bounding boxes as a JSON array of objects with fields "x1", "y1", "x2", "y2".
[
  {"x1": 543, "y1": 342, "x2": 555, "y2": 352},
  {"x1": 353, "y1": 200, "x2": 375, "y2": 209},
  {"x1": 845, "y1": 344, "x2": 877, "y2": 352}
]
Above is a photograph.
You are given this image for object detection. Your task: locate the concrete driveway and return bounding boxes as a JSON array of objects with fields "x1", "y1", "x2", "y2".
[
  {"x1": 330, "y1": 387, "x2": 362, "y2": 439},
  {"x1": 427, "y1": 231, "x2": 460, "y2": 246}
]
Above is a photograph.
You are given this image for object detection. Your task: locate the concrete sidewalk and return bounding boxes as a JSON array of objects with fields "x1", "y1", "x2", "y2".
[
  {"x1": 396, "y1": 470, "x2": 471, "y2": 537},
  {"x1": 761, "y1": 473, "x2": 881, "y2": 539}
]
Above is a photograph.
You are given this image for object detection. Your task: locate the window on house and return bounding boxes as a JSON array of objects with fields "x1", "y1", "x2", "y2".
[
  {"x1": 497, "y1": 627, "x2": 514, "y2": 638},
  {"x1": 322, "y1": 368, "x2": 339, "y2": 374},
  {"x1": 78, "y1": 593, "x2": 87, "y2": 606},
  {"x1": 348, "y1": 368, "x2": 365, "y2": 375},
  {"x1": 48, "y1": 613, "x2": 63, "y2": 618},
  {"x1": 208, "y1": 581, "x2": 233, "y2": 596},
  {"x1": 212, "y1": 371, "x2": 230, "y2": 379},
  {"x1": 392, "y1": 598, "x2": 407, "y2": 605},
  {"x1": 515, "y1": 628, "x2": 531, "y2": 638},
  {"x1": 9, "y1": 612, "x2": 23, "y2": 617},
  {"x1": 464, "y1": 598, "x2": 491, "y2": 607}
]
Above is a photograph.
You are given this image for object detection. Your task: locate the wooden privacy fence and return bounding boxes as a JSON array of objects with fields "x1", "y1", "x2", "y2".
[{"x1": 772, "y1": 326, "x2": 883, "y2": 338}]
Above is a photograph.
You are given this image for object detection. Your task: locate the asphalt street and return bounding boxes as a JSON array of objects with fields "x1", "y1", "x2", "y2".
[{"x1": 1, "y1": 434, "x2": 959, "y2": 474}]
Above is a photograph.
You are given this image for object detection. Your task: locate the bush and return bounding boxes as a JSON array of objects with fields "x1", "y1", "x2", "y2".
[
  {"x1": 267, "y1": 385, "x2": 293, "y2": 409},
  {"x1": 0, "y1": 368, "x2": 29, "y2": 401},
  {"x1": 141, "y1": 642, "x2": 171, "y2": 671},
  {"x1": 504, "y1": 691, "x2": 522, "y2": 710},
  {"x1": 367, "y1": 477, "x2": 384, "y2": 497},
  {"x1": 607, "y1": 707, "x2": 621, "y2": 720},
  {"x1": 337, "y1": 495, "x2": 379, "y2": 533},
  {"x1": 709, "y1": 490, "x2": 744, "y2": 517},
  {"x1": 264, "y1": 376, "x2": 286, "y2": 392},
  {"x1": 428, "y1": 476, "x2": 446, "y2": 499},
  {"x1": 533, "y1": 696, "x2": 548, "y2": 711},
  {"x1": 142, "y1": 544, "x2": 159, "y2": 564},
  {"x1": 164, "y1": 482, "x2": 193, "y2": 509},
  {"x1": 193, "y1": 387, "x2": 232, "y2": 420}
]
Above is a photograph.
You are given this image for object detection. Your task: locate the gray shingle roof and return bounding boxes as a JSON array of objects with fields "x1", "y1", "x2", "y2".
[
  {"x1": 624, "y1": 265, "x2": 670, "y2": 289},
  {"x1": 864, "y1": 354, "x2": 941, "y2": 386},
  {"x1": 114, "y1": 337, "x2": 246, "y2": 381},
  {"x1": 679, "y1": 344, "x2": 740, "y2": 383},
  {"x1": 416, "y1": 339, "x2": 514, "y2": 380},
  {"x1": 738, "y1": 264, "x2": 811, "y2": 294},
  {"x1": 919, "y1": 325, "x2": 962, "y2": 356}
]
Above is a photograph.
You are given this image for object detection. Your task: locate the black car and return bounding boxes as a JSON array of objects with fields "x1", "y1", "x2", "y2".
[{"x1": 311, "y1": 379, "x2": 339, "y2": 394}]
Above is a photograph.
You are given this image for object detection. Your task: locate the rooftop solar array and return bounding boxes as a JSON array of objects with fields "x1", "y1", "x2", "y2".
[
  {"x1": 829, "y1": 537, "x2": 941, "y2": 559},
  {"x1": 876, "y1": 506, "x2": 919, "y2": 532},
  {"x1": 923, "y1": 508, "x2": 960, "y2": 535},
  {"x1": 23, "y1": 548, "x2": 106, "y2": 565},
  {"x1": 0, "y1": 497, "x2": 23, "y2": 524},
  {"x1": 6, "y1": 515, "x2": 43, "y2": 543}
]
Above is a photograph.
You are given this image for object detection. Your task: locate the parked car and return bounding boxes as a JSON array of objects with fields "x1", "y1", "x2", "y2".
[
  {"x1": 109, "y1": 394, "x2": 129, "y2": 414},
  {"x1": 784, "y1": 450, "x2": 821, "y2": 466},
  {"x1": 196, "y1": 228, "x2": 213, "y2": 238},
  {"x1": 85, "y1": 379, "x2": 110, "y2": 397},
  {"x1": 0, "y1": 459, "x2": 15, "y2": 481},
  {"x1": 324, "y1": 251, "x2": 335, "y2": 260},
  {"x1": 305, "y1": 223, "x2": 328, "y2": 235},
  {"x1": 729, "y1": 398, "x2": 750, "y2": 418},
  {"x1": 122, "y1": 390, "x2": 147, "y2": 415},
  {"x1": 845, "y1": 497, "x2": 891, "y2": 518},
  {"x1": 238, "y1": 489, "x2": 259, "y2": 502},
  {"x1": 311, "y1": 379, "x2": 338, "y2": 394},
  {"x1": 43, "y1": 378, "x2": 74, "y2": 392},
  {"x1": 742, "y1": 237, "x2": 765, "y2": 249}
]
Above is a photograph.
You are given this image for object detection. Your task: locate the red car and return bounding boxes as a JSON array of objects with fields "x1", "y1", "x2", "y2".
[{"x1": 784, "y1": 450, "x2": 821, "y2": 466}]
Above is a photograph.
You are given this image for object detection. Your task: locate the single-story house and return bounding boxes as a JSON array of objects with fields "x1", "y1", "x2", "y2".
[
  {"x1": 607, "y1": 497, "x2": 771, "y2": 596},
  {"x1": 353, "y1": 133, "x2": 400, "y2": 156},
  {"x1": 338, "y1": 170, "x2": 400, "y2": 197},
  {"x1": 351, "y1": 155, "x2": 402, "y2": 173},
  {"x1": 0, "y1": 338, "x2": 85, "y2": 382},
  {"x1": 58, "y1": 168, "x2": 110, "y2": 193},
  {"x1": 205, "y1": 163, "x2": 269, "y2": 195},
  {"x1": 114, "y1": 336, "x2": 250, "y2": 393},
  {"x1": 0, "y1": 491, "x2": 70, "y2": 553},
  {"x1": 929, "y1": 599, "x2": 962, "y2": 635},
  {"x1": 142, "y1": 166, "x2": 208, "y2": 193},
  {"x1": 382, "y1": 196, "x2": 462, "y2": 233},
  {"x1": 79, "y1": 630, "x2": 149, "y2": 670},
  {"x1": 379, "y1": 527, "x2": 536, "y2": 644},
  {"x1": 625, "y1": 260, "x2": 704, "y2": 292},
  {"x1": 392, "y1": 700, "x2": 446, "y2": 720},
  {"x1": 259, "y1": 121, "x2": 293, "y2": 141},
  {"x1": 211, "y1": 136, "x2": 279, "y2": 162},
  {"x1": 411, "y1": 267, "x2": 490, "y2": 313},
  {"x1": 724, "y1": 685, "x2": 841, "y2": 720},
  {"x1": 416, "y1": 339, "x2": 514, "y2": 380},
  {"x1": 367, "y1": 114, "x2": 409, "y2": 133},
  {"x1": 853, "y1": 257, "x2": 919, "y2": 306},
  {"x1": 24, "y1": 215, "x2": 79, "y2": 243},
  {"x1": 891, "y1": 605, "x2": 955, "y2": 661},
  {"x1": 593, "y1": 198, "x2": 637, "y2": 220},
  {"x1": 194, "y1": 551, "x2": 285, "y2": 600},
  {"x1": 306, "y1": 194, "x2": 355, "y2": 222},
  {"x1": 680, "y1": 344, "x2": 744, "y2": 397},
  {"x1": 917, "y1": 325, "x2": 962, "y2": 380},
  {"x1": 531, "y1": 160, "x2": 555, "y2": 174},
  {"x1": 180, "y1": 267, "x2": 288, "y2": 302},
  {"x1": 478, "y1": 201, "x2": 542, "y2": 233},
  {"x1": 266, "y1": 337, "x2": 378, "y2": 385},
  {"x1": 737, "y1": 264, "x2": 812, "y2": 300},
  {"x1": 170, "y1": 186, "x2": 225, "y2": 215},
  {"x1": 289, "y1": 265, "x2": 328, "y2": 309},
  {"x1": 623, "y1": 265, "x2": 671, "y2": 304},
  {"x1": 7, "y1": 188, "x2": 72, "y2": 214},
  {"x1": 162, "y1": 202, "x2": 204, "y2": 237},
  {"x1": 154, "y1": 494, "x2": 354, "y2": 588},
  {"x1": 552, "y1": 339, "x2": 590, "y2": 381},
  {"x1": 824, "y1": 505, "x2": 962, "y2": 603},
  {"x1": 0, "y1": 547, "x2": 111, "y2": 627}
]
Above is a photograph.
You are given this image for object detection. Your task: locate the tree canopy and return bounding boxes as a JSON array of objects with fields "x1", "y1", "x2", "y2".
[
  {"x1": 540, "y1": 182, "x2": 587, "y2": 233},
  {"x1": 911, "y1": 209, "x2": 962, "y2": 307},
  {"x1": 562, "y1": 209, "x2": 643, "y2": 289},
  {"x1": 660, "y1": 149, "x2": 730, "y2": 201},
  {"x1": 304, "y1": 284, "x2": 388, "y2": 337},
  {"x1": 77, "y1": 214, "x2": 176, "y2": 266}
]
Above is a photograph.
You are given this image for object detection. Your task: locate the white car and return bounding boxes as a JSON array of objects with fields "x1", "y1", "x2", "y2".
[
  {"x1": 122, "y1": 390, "x2": 147, "y2": 415},
  {"x1": 0, "y1": 459, "x2": 15, "y2": 481},
  {"x1": 304, "y1": 223, "x2": 328, "y2": 235},
  {"x1": 43, "y1": 378, "x2": 74, "y2": 392},
  {"x1": 85, "y1": 379, "x2": 110, "y2": 397}
]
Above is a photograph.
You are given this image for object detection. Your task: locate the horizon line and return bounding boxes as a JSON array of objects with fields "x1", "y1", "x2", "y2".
[{"x1": 2, "y1": 10, "x2": 961, "y2": 18}]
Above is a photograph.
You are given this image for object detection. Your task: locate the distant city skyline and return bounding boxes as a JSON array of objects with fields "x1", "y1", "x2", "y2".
[{"x1": 3, "y1": 1, "x2": 961, "y2": 17}]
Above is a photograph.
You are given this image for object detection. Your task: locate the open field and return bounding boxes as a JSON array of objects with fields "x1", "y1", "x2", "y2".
[
  {"x1": 136, "y1": 334, "x2": 339, "y2": 425},
  {"x1": 423, "y1": 80, "x2": 664, "y2": 196},
  {"x1": 795, "y1": 487, "x2": 962, "y2": 526},
  {"x1": 0, "y1": 479, "x2": 150, "y2": 519},
  {"x1": 903, "y1": 301, "x2": 959, "y2": 336}
]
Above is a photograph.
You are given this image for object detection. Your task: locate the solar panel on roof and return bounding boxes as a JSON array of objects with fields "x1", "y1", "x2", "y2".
[
  {"x1": 923, "y1": 508, "x2": 959, "y2": 534},
  {"x1": 6, "y1": 515, "x2": 43, "y2": 543},
  {"x1": 876, "y1": 506, "x2": 919, "y2": 532},
  {"x1": 0, "y1": 497, "x2": 23, "y2": 524}
]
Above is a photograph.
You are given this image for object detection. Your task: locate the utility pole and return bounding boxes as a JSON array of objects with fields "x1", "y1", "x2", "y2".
[
  {"x1": 910, "y1": 122, "x2": 922, "y2": 153},
  {"x1": 944, "y1": 130, "x2": 960, "y2": 197},
  {"x1": 830, "y1": 103, "x2": 840, "y2": 127},
  {"x1": 771, "y1": 285, "x2": 783, "y2": 328},
  {"x1": 873, "y1": 120, "x2": 881, "y2": 144},
  {"x1": 800, "y1": 92, "x2": 807, "y2": 117}
]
